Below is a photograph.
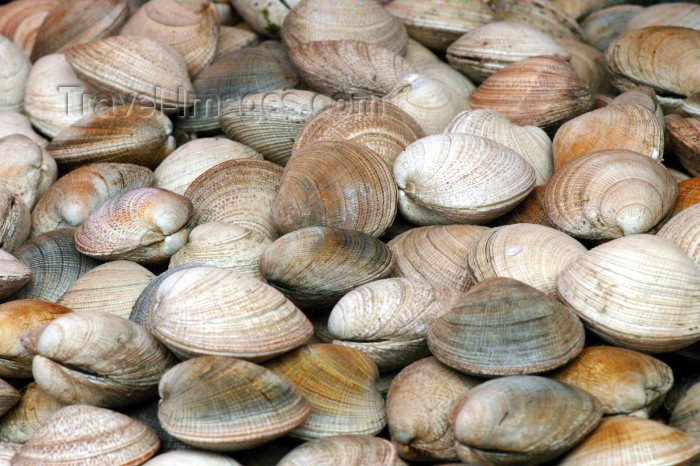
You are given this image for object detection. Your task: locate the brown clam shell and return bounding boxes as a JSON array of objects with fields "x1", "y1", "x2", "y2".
[
  {"x1": 668, "y1": 117, "x2": 700, "y2": 176},
  {"x1": 0, "y1": 383, "x2": 67, "y2": 444}
]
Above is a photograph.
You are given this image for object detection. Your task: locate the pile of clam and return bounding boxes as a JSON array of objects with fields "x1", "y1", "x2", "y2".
[{"x1": 0, "y1": 0, "x2": 699, "y2": 464}]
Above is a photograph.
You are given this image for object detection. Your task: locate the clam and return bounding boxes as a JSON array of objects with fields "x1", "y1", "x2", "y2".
[
  {"x1": 0, "y1": 36, "x2": 30, "y2": 113},
  {"x1": 428, "y1": 278, "x2": 584, "y2": 377},
  {"x1": 46, "y1": 106, "x2": 175, "y2": 171},
  {"x1": 327, "y1": 278, "x2": 464, "y2": 371},
  {"x1": 490, "y1": 0, "x2": 583, "y2": 40},
  {"x1": 403, "y1": 38, "x2": 439, "y2": 64},
  {"x1": 658, "y1": 204, "x2": 700, "y2": 266},
  {"x1": 65, "y1": 36, "x2": 195, "y2": 112},
  {"x1": 669, "y1": 376, "x2": 700, "y2": 440},
  {"x1": 446, "y1": 21, "x2": 570, "y2": 83},
  {"x1": 282, "y1": 0, "x2": 407, "y2": 55},
  {"x1": 151, "y1": 265, "x2": 312, "y2": 361},
  {"x1": 491, "y1": 185, "x2": 553, "y2": 227},
  {"x1": 120, "y1": 0, "x2": 219, "y2": 76},
  {"x1": 0, "y1": 383, "x2": 67, "y2": 443},
  {"x1": 408, "y1": 58, "x2": 475, "y2": 99},
  {"x1": 31, "y1": 163, "x2": 153, "y2": 238},
  {"x1": 467, "y1": 224, "x2": 586, "y2": 298},
  {"x1": 624, "y1": 3, "x2": 700, "y2": 32},
  {"x1": 559, "y1": 416, "x2": 700, "y2": 465},
  {"x1": 0, "y1": 380, "x2": 19, "y2": 419},
  {"x1": 56, "y1": 261, "x2": 155, "y2": 319},
  {"x1": 0, "y1": 1, "x2": 55, "y2": 55},
  {"x1": 0, "y1": 112, "x2": 47, "y2": 147},
  {"x1": 581, "y1": 5, "x2": 644, "y2": 52},
  {"x1": 12, "y1": 228, "x2": 102, "y2": 302},
  {"x1": 274, "y1": 141, "x2": 397, "y2": 238},
  {"x1": 450, "y1": 376, "x2": 602, "y2": 465},
  {"x1": 266, "y1": 344, "x2": 386, "y2": 440},
  {"x1": 145, "y1": 450, "x2": 242, "y2": 466},
  {"x1": 159, "y1": 356, "x2": 311, "y2": 450},
  {"x1": 0, "y1": 300, "x2": 71, "y2": 378},
  {"x1": 0, "y1": 184, "x2": 30, "y2": 254},
  {"x1": 259, "y1": 227, "x2": 394, "y2": 312},
  {"x1": 544, "y1": 150, "x2": 678, "y2": 239},
  {"x1": 154, "y1": 138, "x2": 262, "y2": 195},
  {"x1": 289, "y1": 40, "x2": 414, "y2": 98},
  {"x1": 551, "y1": 0, "x2": 627, "y2": 21},
  {"x1": 388, "y1": 225, "x2": 489, "y2": 292},
  {"x1": 552, "y1": 104, "x2": 664, "y2": 170},
  {"x1": 0, "y1": 250, "x2": 31, "y2": 300},
  {"x1": 12, "y1": 405, "x2": 160, "y2": 465},
  {"x1": 674, "y1": 177, "x2": 700, "y2": 214},
  {"x1": 123, "y1": 400, "x2": 189, "y2": 453},
  {"x1": 185, "y1": 159, "x2": 282, "y2": 240},
  {"x1": 292, "y1": 99, "x2": 424, "y2": 167},
  {"x1": 387, "y1": 357, "x2": 481, "y2": 462},
  {"x1": 667, "y1": 117, "x2": 700, "y2": 176},
  {"x1": 393, "y1": 134, "x2": 535, "y2": 225},
  {"x1": 445, "y1": 109, "x2": 553, "y2": 185},
  {"x1": 220, "y1": 90, "x2": 334, "y2": 167},
  {"x1": 467, "y1": 56, "x2": 594, "y2": 129},
  {"x1": 75, "y1": 188, "x2": 192, "y2": 263},
  {"x1": 555, "y1": 38, "x2": 612, "y2": 95},
  {"x1": 231, "y1": 0, "x2": 298, "y2": 37},
  {"x1": 553, "y1": 346, "x2": 673, "y2": 417},
  {"x1": 557, "y1": 234, "x2": 700, "y2": 353},
  {"x1": 683, "y1": 92, "x2": 700, "y2": 117},
  {"x1": 611, "y1": 85, "x2": 665, "y2": 128},
  {"x1": 215, "y1": 25, "x2": 260, "y2": 60},
  {"x1": 279, "y1": 436, "x2": 404, "y2": 466},
  {"x1": 0, "y1": 135, "x2": 56, "y2": 209}
]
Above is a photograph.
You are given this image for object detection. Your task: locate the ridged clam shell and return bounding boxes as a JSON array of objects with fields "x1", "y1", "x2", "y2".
[
  {"x1": 403, "y1": 38, "x2": 439, "y2": 64},
  {"x1": 557, "y1": 234, "x2": 700, "y2": 353},
  {"x1": 551, "y1": 0, "x2": 626, "y2": 21},
  {"x1": 158, "y1": 356, "x2": 311, "y2": 451},
  {"x1": 674, "y1": 177, "x2": 700, "y2": 214},
  {"x1": 428, "y1": 278, "x2": 585, "y2": 377},
  {"x1": 231, "y1": 0, "x2": 297, "y2": 37},
  {"x1": 544, "y1": 150, "x2": 678, "y2": 239},
  {"x1": 624, "y1": 3, "x2": 700, "y2": 32},
  {"x1": 0, "y1": 37, "x2": 30, "y2": 113},
  {"x1": 0, "y1": 250, "x2": 31, "y2": 300},
  {"x1": 0, "y1": 383, "x2": 67, "y2": 444},
  {"x1": 0, "y1": 135, "x2": 56, "y2": 209},
  {"x1": 556, "y1": 37, "x2": 612, "y2": 95},
  {"x1": 0, "y1": 380, "x2": 19, "y2": 419},
  {"x1": 669, "y1": 377, "x2": 700, "y2": 440},
  {"x1": 683, "y1": 92, "x2": 700, "y2": 117},
  {"x1": 0, "y1": 1, "x2": 55, "y2": 55},
  {"x1": 0, "y1": 186, "x2": 31, "y2": 254},
  {"x1": 491, "y1": 185, "x2": 552, "y2": 227},
  {"x1": 490, "y1": 0, "x2": 584, "y2": 41},
  {"x1": 394, "y1": 134, "x2": 535, "y2": 225},
  {"x1": 214, "y1": 25, "x2": 260, "y2": 60},
  {"x1": 266, "y1": 344, "x2": 386, "y2": 440},
  {"x1": 259, "y1": 227, "x2": 394, "y2": 312},
  {"x1": 122, "y1": 400, "x2": 188, "y2": 453},
  {"x1": 0, "y1": 112, "x2": 47, "y2": 147},
  {"x1": 409, "y1": 58, "x2": 475, "y2": 99},
  {"x1": 581, "y1": 5, "x2": 644, "y2": 52},
  {"x1": 658, "y1": 204, "x2": 700, "y2": 266},
  {"x1": 145, "y1": 450, "x2": 242, "y2": 466},
  {"x1": 668, "y1": 117, "x2": 700, "y2": 176},
  {"x1": 279, "y1": 435, "x2": 404, "y2": 466}
]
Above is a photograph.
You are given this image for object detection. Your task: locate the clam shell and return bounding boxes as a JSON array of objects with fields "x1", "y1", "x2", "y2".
[
  {"x1": 0, "y1": 380, "x2": 19, "y2": 419},
  {"x1": 154, "y1": 138, "x2": 262, "y2": 196},
  {"x1": 144, "y1": 450, "x2": 242, "y2": 466},
  {"x1": 388, "y1": 225, "x2": 489, "y2": 292},
  {"x1": 608, "y1": 85, "x2": 666, "y2": 132},
  {"x1": 0, "y1": 135, "x2": 56, "y2": 209},
  {"x1": 581, "y1": 5, "x2": 644, "y2": 52},
  {"x1": 403, "y1": 38, "x2": 439, "y2": 64},
  {"x1": 279, "y1": 435, "x2": 404, "y2": 466},
  {"x1": 553, "y1": 346, "x2": 673, "y2": 417},
  {"x1": 668, "y1": 117, "x2": 700, "y2": 176},
  {"x1": 387, "y1": 357, "x2": 481, "y2": 462},
  {"x1": 0, "y1": 112, "x2": 47, "y2": 147},
  {"x1": 0, "y1": 250, "x2": 31, "y2": 300},
  {"x1": 274, "y1": 141, "x2": 397, "y2": 237},
  {"x1": 467, "y1": 224, "x2": 586, "y2": 298},
  {"x1": 670, "y1": 377, "x2": 700, "y2": 440},
  {"x1": 683, "y1": 92, "x2": 700, "y2": 117},
  {"x1": 259, "y1": 227, "x2": 394, "y2": 312},
  {"x1": 491, "y1": 185, "x2": 552, "y2": 227},
  {"x1": 75, "y1": 188, "x2": 192, "y2": 263},
  {"x1": 185, "y1": 159, "x2": 282, "y2": 240},
  {"x1": 0, "y1": 383, "x2": 67, "y2": 444},
  {"x1": 555, "y1": 37, "x2": 613, "y2": 95},
  {"x1": 0, "y1": 442, "x2": 20, "y2": 464},
  {"x1": 674, "y1": 177, "x2": 700, "y2": 214},
  {"x1": 551, "y1": 0, "x2": 626, "y2": 21},
  {"x1": 0, "y1": 36, "x2": 30, "y2": 113},
  {"x1": 490, "y1": 0, "x2": 584, "y2": 41},
  {"x1": 282, "y1": 0, "x2": 407, "y2": 55},
  {"x1": 559, "y1": 416, "x2": 700, "y2": 465},
  {"x1": 158, "y1": 356, "x2": 311, "y2": 451},
  {"x1": 557, "y1": 234, "x2": 700, "y2": 353},
  {"x1": 0, "y1": 186, "x2": 31, "y2": 253},
  {"x1": 12, "y1": 405, "x2": 160, "y2": 465},
  {"x1": 467, "y1": 56, "x2": 593, "y2": 129},
  {"x1": 122, "y1": 400, "x2": 189, "y2": 453},
  {"x1": 409, "y1": 58, "x2": 475, "y2": 99},
  {"x1": 658, "y1": 204, "x2": 700, "y2": 266},
  {"x1": 624, "y1": 3, "x2": 700, "y2": 32},
  {"x1": 56, "y1": 261, "x2": 155, "y2": 319},
  {"x1": 445, "y1": 109, "x2": 553, "y2": 185},
  {"x1": 120, "y1": 0, "x2": 219, "y2": 76},
  {"x1": 266, "y1": 344, "x2": 386, "y2": 440},
  {"x1": 451, "y1": 376, "x2": 602, "y2": 465},
  {"x1": 428, "y1": 278, "x2": 585, "y2": 377},
  {"x1": 231, "y1": 0, "x2": 297, "y2": 37},
  {"x1": 393, "y1": 134, "x2": 535, "y2": 225},
  {"x1": 0, "y1": 1, "x2": 55, "y2": 55},
  {"x1": 215, "y1": 25, "x2": 260, "y2": 60}
]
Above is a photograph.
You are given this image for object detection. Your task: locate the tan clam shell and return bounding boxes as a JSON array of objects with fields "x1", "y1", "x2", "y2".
[
  {"x1": 491, "y1": 185, "x2": 553, "y2": 227},
  {"x1": 0, "y1": 1, "x2": 55, "y2": 55},
  {"x1": 259, "y1": 227, "x2": 394, "y2": 312},
  {"x1": 279, "y1": 435, "x2": 405, "y2": 466},
  {"x1": 682, "y1": 92, "x2": 700, "y2": 117},
  {"x1": 553, "y1": 104, "x2": 664, "y2": 170},
  {"x1": 65, "y1": 36, "x2": 195, "y2": 112},
  {"x1": 581, "y1": 5, "x2": 644, "y2": 52},
  {"x1": 151, "y1": 266, "x2": 313, "y2": 361},
  {"x1": 668, "y1": 117, "x2": 700, "y2": 176},
  {"x1": 0, "y1": 135, "x2": 56, "y2": 209},
  {"x1": 387, "y1": 357, "x2": 481, "y2": 462},
  {"x1": 274, "y1": 141, "x2": 397, "y2": 238},
  {"x1": 388, "y1": 225, "x2": 489, "y2": 292},
  {"x1": 154, "y1": 138, "x2": 262, "y2": 196},
  {"x1": 31, "y1": 163, "x2": 154, "y2": 238},
  {"x1": 0, "y1": 112, "x2": 47, "y2": 147},
  {"x1": 445, "y1": 109, "x2": 553, "y2": 185},
  {"x1": 409, "y1": 58, "x2": 475, "y2": 99},
  {"x1": 231, "y1": 0, "x2": 297, "y2": 37},
  {"x1": 558, "y1": 234, "x2": 700, "y2": 353},
  {"x1": 0, "y1": 380, "x2": 19, "y2": 419},
  {"x1": 429, "y1": 278, "x2": 584, "y2": 377},
  {"x1": 120, "y1": 0, "x2": 219, "y2": 76},
  {"x1": 551, "y1": 0, "x2": 626, "y2": 20},
  {"x1": 624, "y1": 3, "x2": 700, "y2": 32},
  {"x1": 56, "y1": 261, "x2": 154, "y2": 319},
  {"x1": 394, "y1": 134, "x2": 535, "y2": 225},
  {"x1": 0, "y1": 300, "x2": 72, "y2": 378},
  {"x1": 282, "y1": 0, "x2": 407, "y2": 55},
  {"x1": 446, "y1": 21, "x2": 570, "y2": 83},
  {"x1": 159, "y1": 356, "x2": 311, "y2": 451},
  {"x1": 12, "y1": 405, "x2": 160, "y2": 465},
  {"x1": 0, "y1": 383, "x2": 67, "y2": 444},
  {"x1": 490, "y1": 0, "x2": 584, "y2": 41},
  {"x1": 403, "y1": 38, "x2": 439, "y2": 64},
  {"x1": 674, "y1": 177, "x2": 700, "y2": 215},
  {"x1": 451, "y1": 376, "x2": 601, "y2": 465},
  {"x1": 0, "y1": 185, "x2": 31, "y2": 253},
  {"x1": 467, "y1": 224, "x2": 586, "y2": 298},
  {"x1": 0, "y1": 250, "x2": 31, "y2": 300},
  {"x1": 553, "y1": 346, "x2": 673, "y2": 417},
  {"x1": 670, "y1": 377, "x2": 700, "y2": 440},
  {"x1": 214, "y1": 25, "x2": 260, "y2": 60},
  {"x1": 544, "y1": 150, "x2": 678, "y2": 239},
  {"x1": 293, "y1": 99, "x2": 424, "y2": 167},
  {"x1": 220, "y1": 90, "x2": 334, "y2": 167},
  {"x1": 559, "y1": 416, "x2": 700, "y2": 465},
  {"x1": 615, "y1": 84, "x2": 666, "y2": 124},
  {"x1": 658, "y1": 204, "x2": 700, "y2": 266},
  {"x1": 0, "y1": 36, "x2": 30, "y2": 113},
  {"x1": 0, "y1": 442, "x2": 20, "y2": 464},
  {"x1": 467, "y1": 56, "x2": 593, "y2": 129},
  {"x1": 145, "y1": 450, "x2": 242, "y2": 466},
  {"x1": 185, "y1": 159, "x2": 282, "y2": 240},
  {"x1": 555, "y1": 37, "x2": 612, "y2": 95},
  {"x1": 12, "y1": 228, "x2": 102, "y2": 302},
  {"x1": 266, "y1": 344, "x2": 386, "y2": 440},
  {"x1": 327, "y1": 278, "x2": 464, "y2": 371}
]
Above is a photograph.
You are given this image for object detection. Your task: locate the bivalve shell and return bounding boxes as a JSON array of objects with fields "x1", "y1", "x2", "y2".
[
  {"x1": 0, "y1": 112, "x2": 47, "y2": 147},
  {"x1": 669, "y1": 377, "x2": 700, "y2": 440},
  {"x1": 658, "y1": 204, "x2": 700, "y2": 266},
  {"x1": 491, "y1": 185, "x2": 552, "y2": 227},
  {"x1": 0, "y1": 383, "x2": 67, "y2": 444},
  {"x1": 279, "y1": 435, "x2": 405, "y2": 466},
  {"x1": 0, "y1": 135, "x2": 56, "y2": 209},
  {"x1": 0, "y1": 380, "x2": 19, "y2": 419},
  {"x1": 555, "y1": 37, "x2": 612, "y2": 95},
  {"x1": 408, "y1": 58, "x2": 475, "y2": 99},
  {"x1": 0, "y1": 186, "x2": 32, "y2": 253},
  {"x1": 0, "y1": 1, "x2": 55, "y2": 55},
  {"x1": 490, "y1": 0, "x2": 584, "y2": 40},
  {"x1": 214, "y1": 25, "x2": 260, "y2": 60},
  {"x1": 668, "y1": 117, "x2": 700, "y2": 176},
  {"x1": 0, "y1": 250, "x2": 31, "y2": 300},
  {"x1": 231, "y1": 0, "x2": 298, "y2": 37},
  {"x1": 581, "y1": 5, "x2": 644, "y2": 52},
  {"x1": 144, "y1": 450, "x2": 242, "y2": 466},
  {"x1": 0, "y1": 36, "x2": 30, "y2": 113},
  {"x1": 624, "y1": 3, "x2": 700, "y2": 32}
]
